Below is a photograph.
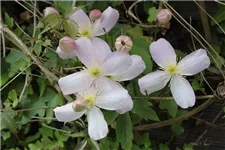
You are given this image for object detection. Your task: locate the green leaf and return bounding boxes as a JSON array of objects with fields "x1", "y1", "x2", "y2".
[
  {"x1": 127, "y1": 26, "x2": 143, "y2": 38},
  {"x1": 183, "y1": 144, "x2": 194, "y2": 150},
  {"x1": 37, "y1": 78, "x2": 46, "y2": 97},
  {"x1": 39, "y1": 126, "x2": 53, "y2": 138},
  {"x1": 131, "y1": 38, "x2": 153, "y2": 74},
  {"x1": 42, "y1": 13, "x2": 62, "y2": 29},
  {"x1": 28, "y1": 140, "x2": 42, "y2": 150},
  {"x1": 63, "y1": 19, "x2": 78, "y2": 39},
  {"x1": 33, "y1": 40, "x2": 43, "y2": 57},
  {"x1": 1, "y1": 131, "x2": 11, "y2": 141},
  {"x1": 4, "y1": 12, "x2": 14, "y2": 28},
  {"x1": 116, "y1": 113, "x2": 133, "y2": 150},
  {"x1": 132, "y1": 100, "x2": 160, "y2": 121},
  {"x1": 54, "y1": 131, "x2": 64, "y2": 148},
  {"x1": 1, "y1": 59, "x2": 10, "y2": 86},
  {"x1": 159, "y1": 100, "x2": 178, "y2": 117},
  {"x1": 8, "y1": 90, "x2": 18, "y2": 107},
  {"x1": 147, "y1": 7, "x2": 158, "y2": 23},
  {"x1": 159, "y1": 143, "x2": 169, "y2": 150},
  {"x1": 1, "y1": 107, "x2": 17, "y2": 133},
  {"x1": 211, "y1": 5, "x2": 225, "y2": 25},
  {"x1": 54, "y1": 1, "x2": 73, "y2": 16},
  {"x1": 172, "y1": 122, "x2": 184, "y2": 135},
  {"x1": 134, "y1": 133, "x2": 151, "y2": 148},
  {"x1": 103, "y1": 111, "x2": 119, "y2": 125}
]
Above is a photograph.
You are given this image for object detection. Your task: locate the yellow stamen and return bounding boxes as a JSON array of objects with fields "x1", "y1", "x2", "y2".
[
  {"x1": 84, "y1": 95, "x2": 95, "y2": 105},
  {"x1": 90, "y1": 68, "x2": 101, "y2": 77},
  {"x1": 80, "y1": 29, "x2": 92, "y2": 38},
  {"x1": 167, "y1": 65, "x2": 178, "y2": 75}
]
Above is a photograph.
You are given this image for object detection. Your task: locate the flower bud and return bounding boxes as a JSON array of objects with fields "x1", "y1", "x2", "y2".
[
  {"x1": 72, "y1": 99, "x2": 88, "y2": 112},
  {"x1": 59, "y1": 36, "x2": 77, "y2": 53},
  {"x1": 43, "y1": 7, "x2": 59, "y2": 17},
  {"x1": 89, "y1": 9, "x2": 102, "y2": 21},
  {"x1": 115, "y1": 35, "x2": 133, "y2": 53},
  {"x1": 156, "y1": 9, "x2": 172, "y2": 25}
]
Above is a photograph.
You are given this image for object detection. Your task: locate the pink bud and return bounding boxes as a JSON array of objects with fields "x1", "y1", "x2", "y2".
[
  {"x1": 115, "y1": 35, "x2": 133, "y2": 53},
  {"x1": 59, "y1": 36, "x2": 76, "y2": 53},
  {"x1": 89, "y1": 9, "x2": 102, "y2": 21},
  {"x1": 72, "y1": 99, "x2": 88, "y2": 112},
  {"x1": 44, "y1": 7, "x2": 59, "y2": 17},
  {"x1": 156, "y1": 9, "x2": 172, "y2": 25}
]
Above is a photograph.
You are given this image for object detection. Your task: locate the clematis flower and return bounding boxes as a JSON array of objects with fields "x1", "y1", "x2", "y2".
[
  {"x1": 56, "y1": 6, "x2": 119, "y2": 59},
  {"x1": 54, "y1": 86, "x2": 131, "y2": 140},
  {"x1": 138, "y1": 38, "x2": 210, "y2": 108},
  {"x1": 43, "y1": 7, "x2": 59, "y2": 17},
  {"x1": 58, "y1": 38, "x2": 146, "y2": 113}
]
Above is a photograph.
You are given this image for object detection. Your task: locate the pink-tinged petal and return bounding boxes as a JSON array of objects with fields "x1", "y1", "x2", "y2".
[
  {"x1": 138, "y1": 70, "x2": 171, "y2": 95},
  {"x1": 150, "y1": 38, "x2": 177, "y2": 69},
  {"x1": 101, "y1": 51, "x2": 132, "y2": 76},
  {"x1": 116, "y1": 94, "x2": 133, "y2": 114},
  {"x1": 69, "y1": 8, "x2": 91, "y2": 31},
  {"x1": 92, "y1": 7, "x2": 119, "y2": 36},
  {"x1": 56, "y1": 47, "x2": 76, "y2": 59},
  {"x1": 54, "y1": 103, "x2": 85, "y2": 122},
  {"x1": 177, "y1": 49, "x2": 210, "y2": 76},
  {"x1": 87, "y1": 106, "x2": 108, "y2": 140},
  {"x1": 113, "y1": 55, "x2": 146, "y2": 81},
  {"x1": 75, "y1": 37, "x2": 112, "y2": 68},
  {"x1": 170, "y1": 75, "x2": 195, "y2": 108},
  {"x1": 96, "y1": 88, "x2": 130, "y2": 111},
  {"x1": 58, "y1": 70, "x2": 94, "y2": 95}
]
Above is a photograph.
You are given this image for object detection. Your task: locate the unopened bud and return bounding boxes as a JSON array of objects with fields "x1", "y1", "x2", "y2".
[
  {"x1": 72, "y1": 99, "x2": 88, "y2": 112},
  {"x1": 89, "y1": 9, "x2": 102, "y2": 21},
  {"x1": 115, "y1": 35, "x2": 133, "y2": 53},
  {"x1": 156, "y1": 9, "x2": 172, "y2": 25},
  {"x1": 44, "y1": 7, "x2": 59, "y2": 17},
  {"x1": 59, "y1": 36, "x2": 77, "y2": 53}
]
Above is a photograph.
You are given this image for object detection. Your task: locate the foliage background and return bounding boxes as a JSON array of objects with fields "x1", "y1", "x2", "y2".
[{"x1": 1, "y1": 1, "x2": 225, "y2": 150}]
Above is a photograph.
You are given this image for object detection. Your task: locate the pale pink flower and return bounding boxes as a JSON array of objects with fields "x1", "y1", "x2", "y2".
[
  {"x1": 138, "y1": 38, "x2": 210, "y2": 108},
  {"x1": 54, "y1": 86, "x2": 130, "y2": 140},
  {"x1": 56, "y1": 37, "x2": 77, "y2": 59},
  {"x1": 157, "y1": 9, "x2": 172, "y2": 25},
  {"x1": 58, "y1": 38, "x2": 146, "y2": 114}
]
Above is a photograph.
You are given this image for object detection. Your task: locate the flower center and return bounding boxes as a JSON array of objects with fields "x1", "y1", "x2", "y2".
[
  {"x1": 84, "y1": 95, "x2": 96, "y2": 105},
  {"x1": 121, "y1": 41, "x2": 125, "y2": 46},
  {"x1": 90, "y1": 68, "x2": 101, "y2": 77},
  {"x1": 80, "y1": 29, "x2": 92, "y2": 38},
  {"x1": 167, "y1": 65, "x2": 178, "y2": 75}
]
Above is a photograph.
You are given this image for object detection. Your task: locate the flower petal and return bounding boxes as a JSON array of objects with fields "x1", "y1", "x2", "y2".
[
  {"x1": 58, "y1": 70, "x2": 94, "y2": 95},
  {"x1": 56, "y1": 47, "x2": 76, "y2": 59},
  {"x1": 150, "y1": 38, "x2": 177, "y2": 69},
  {"x1": 54, "y1": 103, "x2": 85, "y2": 122},
  {"x1": 113, "y1": 55, "x2": 146, "y2": 81},
  {"x1": 87, "y1": 106, "x2": 108, "y2": 140},
  {"x1": 170, "y1": 75, "x2": 195, "y2": 108},
  {"x1": 177, "y1": 49, "x2": 210, "y2": 76},
  {"x1": 92, "y1": 7, "x2": 119, "y2": 36},
  {"x1": 138, "y1": 70, "x2": 171, "y2": 95},
  {"x1": 96, "y1": 88, "x2": 130, "y2": 111},
  {"x1": 116, "y1": 94, "x2": 133, "y2": 114},
  {"x1": 75, "y1": 37, "x2": 112, "y2": 68},
  {"x1": 69, "y1": 8, "x2": 91, "y2": 31},
  {"x1": 101, "y1": 51, "x2": 132, "y2": 76}
]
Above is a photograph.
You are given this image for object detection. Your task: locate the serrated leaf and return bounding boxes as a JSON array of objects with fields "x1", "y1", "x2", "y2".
[
  {"x1": 147, "y1": 7, "x2": 158, "y2": 23},
  {"x1": 39, "y1": 126, "x2": 53, "y2": 138},
  {"x1": 116, "y1": 113, "x2": 133, "y2": 150},
  {"x1": 1, "y1": 107, "x2": 17, "y2": 133},
  {"x1": 54, "y1": 1, "x2": 73, "y2": 16},
  {"x1": 33, "y1": 40, "x2": 43, "y2": 56},
  {"x1": 132, "y1": 100, "x2": 160, "y2": 121},
  {"x1": 159, "y1": 100, "x2": 178, "y2": 117}
]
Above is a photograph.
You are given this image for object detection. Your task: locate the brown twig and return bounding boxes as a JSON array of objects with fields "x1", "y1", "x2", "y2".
[{"x1": 134, "y1": 98, "x2": 215, "y2": 131}]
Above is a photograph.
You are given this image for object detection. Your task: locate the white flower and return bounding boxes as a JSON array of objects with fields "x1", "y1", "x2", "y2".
[
  {"x1": 56, "y1": 6, "x2": 119, "y2": 59},
  {"x1": 138, "y1": 38, "x2": 210, "y2": 108},
  {"x1": 54, "y1": 86, "x2": 131, "y2": 140},
  {"x1": 58, "y1": 38, "x2": 146, "y2": 113}
]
